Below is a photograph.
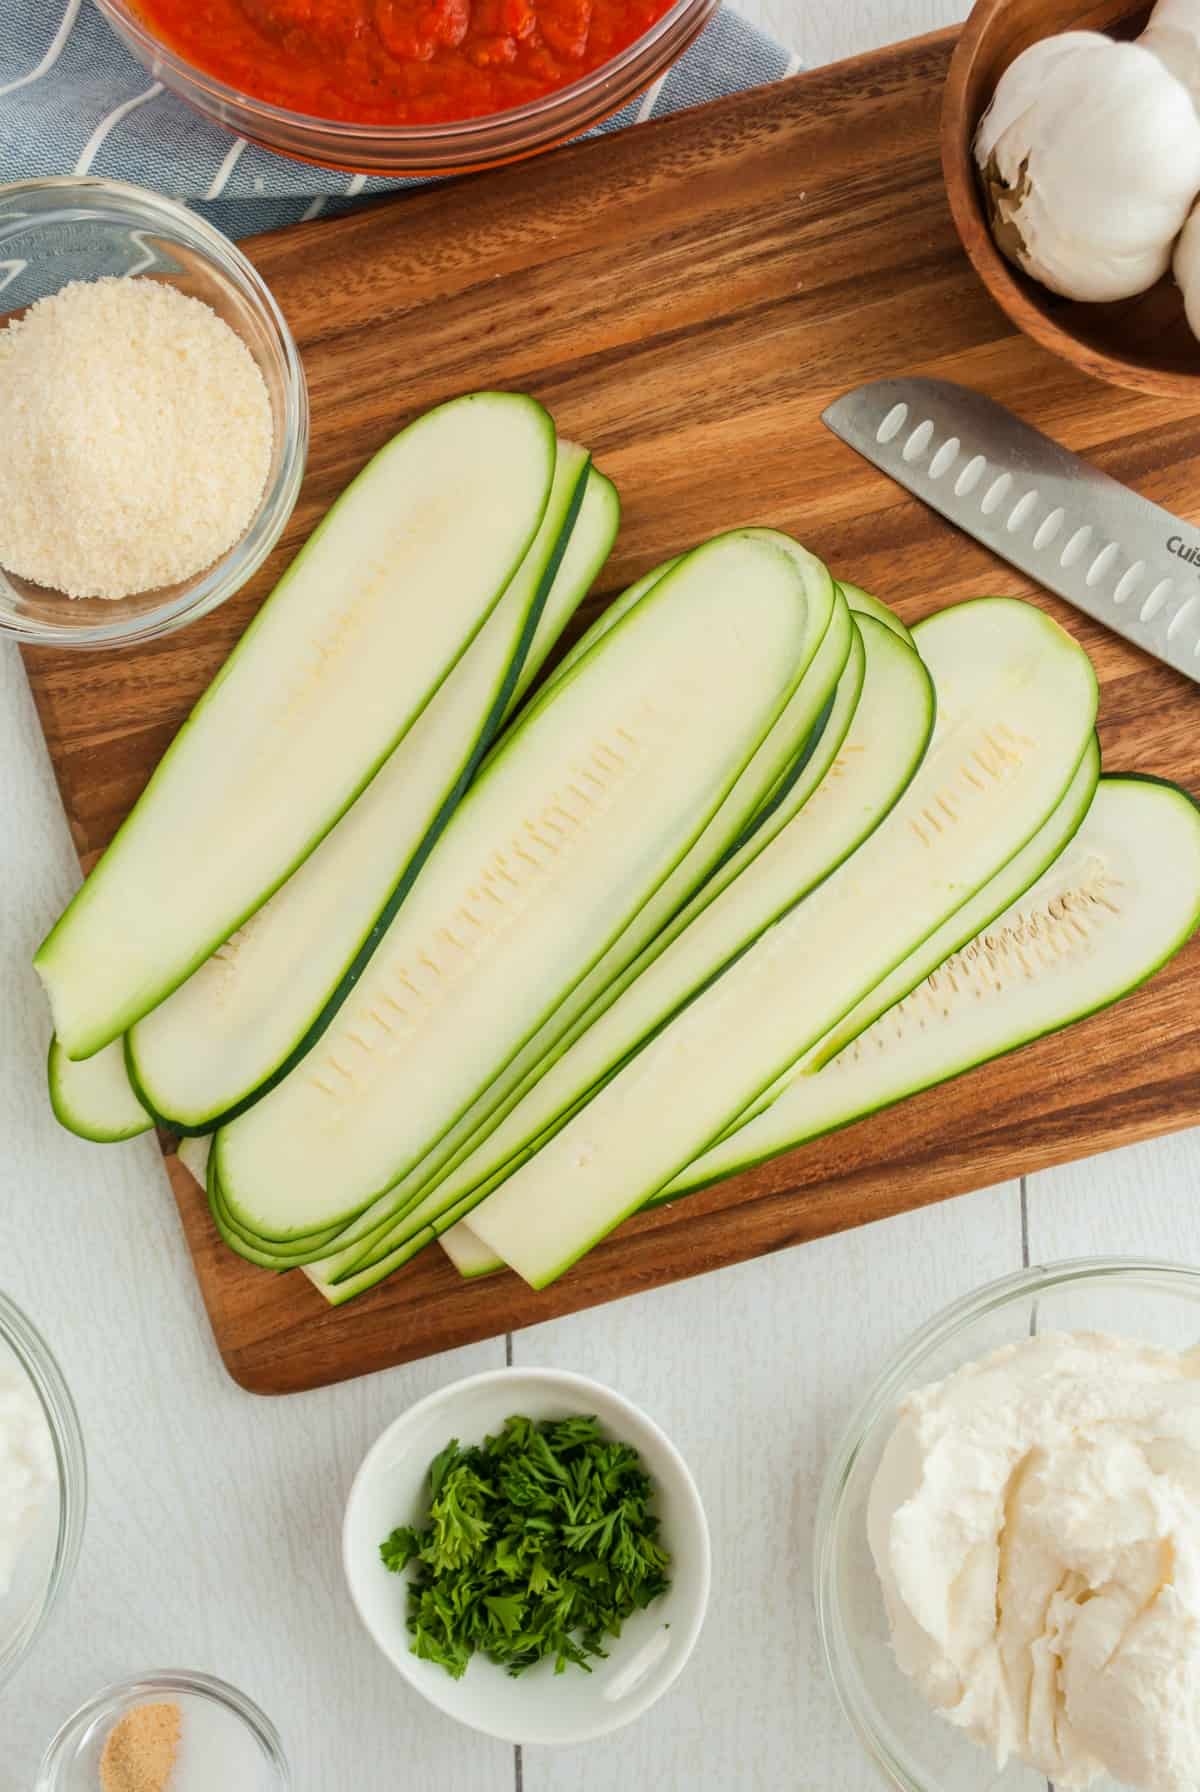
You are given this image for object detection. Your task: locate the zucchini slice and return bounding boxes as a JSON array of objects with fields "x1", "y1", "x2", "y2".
[
  {"x1": 314, "y1": 613, "x2": 920, "y2": 1296},
  {"x1": 177, "y1": 1133, "x2": 211, "y2": 1190},
  {"x1": 207, "y1": 559, "x2": 698, "y2": 1271},
  {"x1": 48, "y1": 1035, "x2": 152, "y2": 1143},
  {"x1": 501, "y1": 471, "x2": 626, "y2": 719},
  {"x1": 836, "y1": 582, "x2": 914, "y2": 647},
  {"x1": 37, "y1": 392, "x2": 558, "y2": 1062},
  {"x1": 509, "y1": 556, "x2": 681, "y2": 726},
  {"x1": 292, "y1": 584, "x2": 852, "y2": 1287},
  {"x1": 437, "y1": 1221, "x2": 508, "y2": 1280},
  {"x1": 126, "y1": 444, "x2": 604, "y2": 1133},
  {"x1": 686, "y1": 732, "x2": 1102, "y2": 1153},
  {"x1": 215, "y1": 529, "x2": 825, "y2": 1242},
  {"x1": 467, "y1": 597, "x2": 1098, "y2": 1287},
  {"x1": 276, "y1": 572, "x2": 851, "y2": 1275},
  {"x1": 211, "y1": 551, "x2": 841, "y2": 1275},
  {"x1": 666, "y1": 774, "x2": 1200, "y2": 1195},
  {"x1": 634, "y1": 594, "x2": 874, "y2": 961},
  {"x1": 358, "y1": 584, "x2": 846, "y2": 1214},
  {"x1": 435, "y1": 603, "x2": 922, "y2": 1281},
  {"x1": 372, "y1": 615, "x2": 932, "y2": 1274}
]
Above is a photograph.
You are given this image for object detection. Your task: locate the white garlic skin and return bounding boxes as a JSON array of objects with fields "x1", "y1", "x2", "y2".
[
  {"x1": 1173, "y1": 202, "x2": 1200, "y2": 338},
  {"x1": 975, "y1": 33, "x2": 1200, "y2": 302},
  {"x1": 1141, "y1": 0, "x2": 1200, "y2": 109}
]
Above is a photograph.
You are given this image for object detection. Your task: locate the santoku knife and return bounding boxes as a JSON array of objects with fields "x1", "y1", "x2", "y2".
[{"x1": 821, "y1": 376, "x2": 1200, "y2": 689}]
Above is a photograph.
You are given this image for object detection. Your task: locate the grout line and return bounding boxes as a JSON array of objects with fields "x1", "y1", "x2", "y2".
[
  {"x1": 515, "y1": 1744, "x2": 524, "y2": 1792},
  {"x1": 506, "y1": 1330, "x2": 513, "y2": 1367}
]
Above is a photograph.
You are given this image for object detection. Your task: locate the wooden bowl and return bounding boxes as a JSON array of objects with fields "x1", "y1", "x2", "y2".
[{"x1": 942, "y1": 0, "x2": 1200, "y2": 397}]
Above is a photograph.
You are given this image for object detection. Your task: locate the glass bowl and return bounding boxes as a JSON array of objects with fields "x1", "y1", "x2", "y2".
[
  {"x1": 93, "y1": 0, "x2": 719, "y2": 177},
  {"x1": 814, "y1": 1257, "x2": 1200, "y2": 1792},
  {"x1": 0, "y1": 178, "x2": 308, "y2": 650},
  {"x1": 0, "y1": 1289, "x2": 87, "y2": 1690},
  {"x1": 36, "y1": 1670, "x2": 290, "y2": 1790}
]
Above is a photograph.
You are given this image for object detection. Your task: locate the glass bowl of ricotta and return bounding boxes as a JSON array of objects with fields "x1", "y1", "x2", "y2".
[
  {"x1": 0, "y1": 177, "x2": 307, "y2": 650},
  {"x1": 815, "y1": 1257, "x2": 1200, "y2": 1792},
  {"x1": 0, "y1": 1288, "x2": 87, "y2": 1688}
]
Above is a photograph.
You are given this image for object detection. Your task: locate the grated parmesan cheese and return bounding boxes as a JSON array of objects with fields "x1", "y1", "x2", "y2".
[{"x1": 0, "y1": 276, "x2": 274, "y2": 600}]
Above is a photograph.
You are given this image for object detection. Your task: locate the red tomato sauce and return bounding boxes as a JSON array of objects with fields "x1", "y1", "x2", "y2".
[{"x1": 134, "y1": 0, "x2": 676, "y2": 125}]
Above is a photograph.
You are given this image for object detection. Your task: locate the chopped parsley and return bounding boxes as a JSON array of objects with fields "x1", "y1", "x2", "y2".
[{"x1": 380, "y1": 1413, "x2": 671, "y2": 1679}]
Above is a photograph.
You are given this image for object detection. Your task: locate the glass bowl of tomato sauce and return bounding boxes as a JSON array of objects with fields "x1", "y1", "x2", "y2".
[{"x1": 93, "y1": 0, "x2": 719, "y2": 177}]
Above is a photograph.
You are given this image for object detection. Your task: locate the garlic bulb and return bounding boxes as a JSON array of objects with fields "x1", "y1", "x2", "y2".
[
  {"x1": 974, "y1": 32, "x2": 1200, "y2": 302},
  {"x1": 1141, "y1": 0, "x2": 1200, "y2": 109},
  {"x1": 1174, "y1": 201, "x2": 1200, "y2": 337},
  {"x1": 1142, "y1": 0, "x2": 1200, "y2": 345}
]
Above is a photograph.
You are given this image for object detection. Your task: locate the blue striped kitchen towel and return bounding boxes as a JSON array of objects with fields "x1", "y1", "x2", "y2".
[{"x1": 0, "y1": 0, "x2": 800, "y2": 238}]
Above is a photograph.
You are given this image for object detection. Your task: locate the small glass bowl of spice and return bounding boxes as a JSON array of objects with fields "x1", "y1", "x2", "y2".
[
  {"x1": 0, "y1": 178, "x2": 307, "y2": 650},
  {"x1": 36, "y1": 1671, "x2": 290, "y2": 1792},
  {"x1": 0, "y1": 1289, "x2": 86, "y2": 1690}
]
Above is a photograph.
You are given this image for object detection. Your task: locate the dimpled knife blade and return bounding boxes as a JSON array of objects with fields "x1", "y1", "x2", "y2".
[{"x1": 822, "y1": 376, "x2": 1200, "y2": 688}]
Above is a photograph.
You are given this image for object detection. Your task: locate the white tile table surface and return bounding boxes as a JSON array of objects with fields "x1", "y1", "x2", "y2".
[{"x1": 6, "y1": 3, "x2": 1200, "y2": 1788}]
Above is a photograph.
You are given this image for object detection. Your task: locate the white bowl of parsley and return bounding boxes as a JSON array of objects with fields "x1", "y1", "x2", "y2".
[{"x1": 342, "y1": 1367, "x2": 711, "y2": 1744}]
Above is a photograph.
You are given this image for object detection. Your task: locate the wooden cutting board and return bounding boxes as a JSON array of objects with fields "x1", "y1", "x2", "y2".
[{"x1": 23, "y1": 27, "x2": 1200, "y2": 1393}]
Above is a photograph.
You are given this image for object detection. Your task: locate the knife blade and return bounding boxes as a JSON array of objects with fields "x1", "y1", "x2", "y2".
[{"x1": 821, "y1": 376, "x2": 1200, "y2": 688}]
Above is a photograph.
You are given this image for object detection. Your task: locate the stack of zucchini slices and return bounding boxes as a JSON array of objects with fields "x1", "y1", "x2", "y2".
[{"x1": 42, "y1": 392, "x2": 1200, "y2": 1301}]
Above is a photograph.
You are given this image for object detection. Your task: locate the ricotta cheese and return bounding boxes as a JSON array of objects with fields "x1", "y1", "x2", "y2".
[
  {"x1": 0, "y1": 1362, "x2": 55, "y2": 1601},
  {"x1": 869, "y1": 1331, "x2": 1200, "y2": 1790}
]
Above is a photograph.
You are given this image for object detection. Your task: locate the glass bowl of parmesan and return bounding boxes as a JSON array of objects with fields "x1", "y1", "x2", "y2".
[
  {"x1": 0, "y1": 178, "x2": 307, "y2": 649},
  {"x1": 815, "y1": 1258, "x2": 1200, "y2": 1792},
  {"x1": 0, "y1": 1288, "x2": 87, "y2": 1689}
]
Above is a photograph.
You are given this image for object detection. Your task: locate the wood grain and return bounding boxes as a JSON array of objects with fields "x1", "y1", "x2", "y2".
[{"x1": 23, "y1": 27, "x2": 1200, "y2": 1393}]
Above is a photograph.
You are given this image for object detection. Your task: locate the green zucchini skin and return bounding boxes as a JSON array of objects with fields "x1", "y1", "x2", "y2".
[
  {"x1": 48, "y1": 1035, "x2": 152, "y2": 1144},
  {"x1": 638, "y1": 607, "x2": 868, "y2": 962},
  {"x1": 181, "y1": 1136, "x2": 351, "y2": 1267},
  {"x1": 465, "y1": 598, "x2": 1098, "y2": 1288},
  {"x1": 725, "y1": 731, "x2": 1102, "y2": 1138},
  {"x1": 208, "y1": 1155, "x2": 344, "y2": 1268},
  {"x1": 218, "y1": 563, "x2": 848, "y2": 1271},
  {"x1": 314, "y1": 615, "x2": 925, "y2": 1295},
  {"x1": 663, "y1": 774, "x2": 1200, "y2": 1200},
  {"x1": 722, "y1": 578, "x2": 900, "y2": 864},
  {"x1": 332, "y1": 616, "x2": 862, "y2": 1278},
  {"x1": 127, "y1": 447, "x2": 598, "y2": 1137},
  {"x1": 432, "y1": 591, "x2": 915, "y2": 1279},
  {"x1": 313, "y1": 774, "x2": 1200, "y2": 1301},
  {"x1": 425, "y1": 610, "x2": 856, "y2": 1270},
  {"x1": 502, "y1": 467, "x2": 623, "y2": 719},
  {"x1": 301, "y1": 587, "x2": 853, "y2": 1285},
  {"x1": 836, "y1": 582, "x2": 914, "y2": 647},
  {"x1": 215, "y1": 530, "x2": 829, "y2": 1244},
  {"x1": 324, "y1": 614, "x2": 925, "y2": 1283},
  {"x1": 83, "y1": 474, "x2": 620, "y2": 1161},
  {"x1": 506, "y1": 554, "x2": 680, "y2": 732},
  {"x1": 811, "y1": 730, "x2": 1101, "y2": 1069},
  {"x1": 206, "y1": 558, "x2": 685, "y2": 1270},
  {"x1": 437, "y1": 1222, "x2": 506, "y2": 1280},
  {"x1": 720, "y1": 685, "x2": 838, "y2": 863},
  {"x1": 38, "y1": 392, "x2": 559, "y2": 1063}
]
